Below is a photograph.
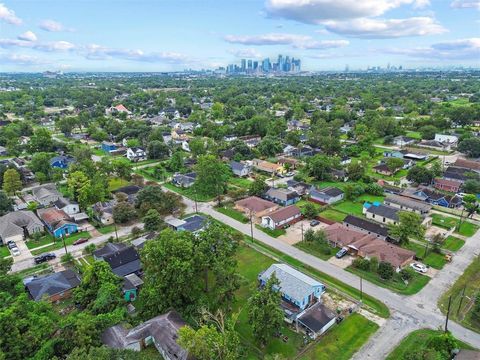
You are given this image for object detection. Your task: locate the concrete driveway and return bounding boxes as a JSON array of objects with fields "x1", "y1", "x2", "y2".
[
  {"x1": 11, "y1": 239, "x2": 32, "y2": 262},
  {"x1": 278, "y1": 219, "x2": 328, "y2": 245}
]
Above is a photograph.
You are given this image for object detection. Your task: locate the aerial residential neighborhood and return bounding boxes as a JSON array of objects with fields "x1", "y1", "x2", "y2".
[{"x1": 0, "y1": 1, "x2": 479, "y2": 360}]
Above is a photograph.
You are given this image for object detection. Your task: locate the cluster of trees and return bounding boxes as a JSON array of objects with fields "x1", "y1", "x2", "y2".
[{"x1": 389, "y1": 211, "x2": 426, "y2": 245}]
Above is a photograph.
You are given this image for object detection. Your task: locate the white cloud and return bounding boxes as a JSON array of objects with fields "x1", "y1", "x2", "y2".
[
  {"x1": 84, "y1": 44, "x2": 188, "y2": 63},
  {"x1": 39, "y1": 19, "x2": 72, "y2": 32},
  {"x1": 0, "y1": 3, "x2": 22, "y2": 25},
  {"x1": 17, "y1": 31, "x2": 37, "y2": 42},
  {"x1": 324, "y1": 17, "x2": 447, "y2": 38},
  {"x1": 385, "y1": 38, "x2": 480, "y2": 59},
  {"x1": 0, "y1": 53, "x2": 49, "y2": 65},
  {"x1": 451, "y1": 0, "x2": 480, "y2": 9},
  {"x1": 228, "y1": 48, "x2": 263, "y2": 58},
  {"x1": 224, "y1": 33, "x2": 349, "y2": 49},
  {"x1": 265, "y1": 0, "x2": 430, "y2": 24},
  {"x1": 0, "y1": 38, "x2": 75, "y2": 52}
]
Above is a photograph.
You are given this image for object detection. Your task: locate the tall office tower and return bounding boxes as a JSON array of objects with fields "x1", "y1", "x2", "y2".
[
  {"x1": 247, "y1": 59, "x2": 252, "y2": 70},
  {"x1": 345, "y1": 64, "x2": 349, "y2": 72},
  {"x1": 241, "y1": 59, "x2": 246, "y2": 71},
  {"x1": 253, "y1": 61, "x2": 258, "y2": 70},
  {"x1": 285, "y1": 56, "x2": 291, "y2": 72},
  {"x1": 262, "y1": 58, "x2": 271, "y2": 72},
  {"x1": 277, "y1": 54, "x2": 284, "y2": 71}
]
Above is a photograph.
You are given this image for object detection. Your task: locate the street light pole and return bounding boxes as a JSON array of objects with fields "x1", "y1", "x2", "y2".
[
  {"x1": 423, "y1": 241, "x2": 429, "y2": 259},
  {"x1": 249, "y1": 210, "x2": 254, "y2": 243},
  {"x1": 360, "y1": 276, "x2": 363, "y2": 302}
]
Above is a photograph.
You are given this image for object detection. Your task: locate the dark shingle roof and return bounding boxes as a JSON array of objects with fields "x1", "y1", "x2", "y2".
[
  {"x1": 26, "y1": 269, "x2": 81, "y2": 301},
  {"x1": 343, "y1": 215, "x2": 389, "y2": 238},
  {"x1": 104, "y1": 246, "x2": 141, "y2": 277},
  {"x1": 365, "y1": 204, "x2": 399, "y2": 221}
]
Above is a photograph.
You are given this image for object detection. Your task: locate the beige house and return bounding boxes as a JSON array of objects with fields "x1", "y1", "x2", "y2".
[
  {"x1": 234, "y1": 196, "x2": 279, "y2": 222},
  {"x1": 252, "y1": 159, "x2": 284, "y2": 175}
]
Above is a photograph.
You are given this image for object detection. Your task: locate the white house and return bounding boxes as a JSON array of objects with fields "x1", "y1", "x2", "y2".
[
  {"x1": 126, "y1": 147, "x2": 147, "y2": 162},
  {"x1": 261, "y1": 205, "x2": 302, "y2": 230},
  {"x1": 434, "y1": 134, "x2": 458, "y2": 144},
  {"x1": 54, "y1": 197, "x2": 80, "y2": 215}
]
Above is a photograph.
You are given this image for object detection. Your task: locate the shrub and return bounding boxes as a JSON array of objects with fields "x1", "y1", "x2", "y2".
[
  {"x1": 378, "y1": 261, "x2": 394, "y2": 280},
  {"x1": 352, "y1": 258, "x2": 371, "y2": 271},
  {"x1": 399, "y1": 267, "x2": 414, "y2": 281}
]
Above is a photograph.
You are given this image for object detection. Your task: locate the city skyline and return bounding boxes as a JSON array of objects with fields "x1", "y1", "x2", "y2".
[{"x1": 0, "y1": 1, "x2": 479, "y2": 72}]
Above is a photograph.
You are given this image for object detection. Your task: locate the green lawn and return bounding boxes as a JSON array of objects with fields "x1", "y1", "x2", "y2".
[
  {"x1": 319, "y1": 209, "x2": 347, "y2": 222},
  {"x1": 442, "y1": 236, "x2": 465, "y2": 252},
  {"x1": 163, "y1": 183, "x2": 215, "y2": 202},
  {"x1": 215, "y1": 206, "x2": 249, "y2": 223},
  {"x1": 332, "y1": 201, "x2": 364, "y2": 216},
  {"x1": 386, "y1": 329, "x2": 475, "y2": 360},
  {"x1": 255, "y1": 224, "x2": 286, "y2": 238},
  {"x1": 456, "y1": 221, "x2": 479, "y2": 237},
  {"x1": 229, "y1": 176, "x2": 253, "y2": 189},
  {"x1": 0, "y1": 246, "x2": 10, "y2": 258},
  {"x1": 300, "y1": 313, "x2": 379, "y2": 360},
  {"x1": 108, "y1": 177, "x2": 131, "y2": 191},
  {"x1": 26, "y1": 234, "x2": 56, "y2": 249},
  {"x1": 30, "y1": 231, "x2": 92, "y2": 255},
  {"x1": 438, "y1": 256, "x2": 480, "y2": 333},
  {"x1": 406, "y1": 131, "x2": 422, "y2": 140},
  {"x1": 404, "y1": 242, "x2": 447, "y2": 270},
  {"x1": 97, "y1": 225, "x2": 116, "y2": 235},
  {"x1": 295, "y1": 241, "x2": 335, "y2": 261},
  {"x1": 347, "y1": 266, "x2": 430, "y2": 295},
  {"x1": 431, "y1": 213, "x2": 458, "y2": 229}
]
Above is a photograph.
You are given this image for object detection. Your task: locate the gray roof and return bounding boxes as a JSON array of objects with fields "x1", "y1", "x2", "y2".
[
  {"x1": 31, "y1": 184, "x2": 60, "y2": 201},
  {"x1": 260, "y1": 264, "x2": 324, "y2": 304},
  {"x1": 230, "y1": 160, "x2": 248, "y2": 172},
  {"x1": 366, "y1": 204, "x2": 399, "y2": 221},
  {"x1": 101, "y1": 311, "x2": 189, "y2": 360},
  {"x1": 93, "y1": 242, "x2": 128, "y2": 259},
  {"x1": 0, "y1": 210, "x2": 43, "y2": 241},
  {"x1": 266, "y1": 187, "x2": 299, "y2": 201},
  {"x1": 25, "y1": 269, "x2": 81, "y2": 301},
  {"x1": 384, "y1": 194, "x2": 431, "y2": 212},
  {"x1": 297, "y1": 302, "x2": 336, "y2": 333}
]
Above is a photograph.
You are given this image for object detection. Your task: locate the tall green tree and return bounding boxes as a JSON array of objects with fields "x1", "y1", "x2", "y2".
[
  {"x1": 389, "y1": 211, "x2": 425, "y2": 244},
  {"x1": 2, "y1": 168, "x2": 22, "y2": 195},
  {"x1": 194, "y1": 154, "x2": 229, "y2": 197}
]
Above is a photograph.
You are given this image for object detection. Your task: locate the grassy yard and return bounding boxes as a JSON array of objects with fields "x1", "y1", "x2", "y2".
[
  {"x1": 456, "y1": 221, "x2": 479, "y2": 237},
  {"x1": 442, "y1": 236, "x2": 465, "y2": 252},
  {"x1": 300, "y1": 313, "x2": 379, "y2": 360},
  {"x1": 0, "y1": 246, "x2": 10, "y2": 258},
  {"x1": 295, "y1": 241, "x2": 335, "y2": 261},
  {"x1": 30, "y1": 231, "x2": 92, "y2": 255},
  {"x1": 26, "y1": 234, "x2": 56, "y2": 249},
  {"x1": 332, "y1": 201, "x2": 364, "y2": 216},
  {"x1": 406, "y1": 131, "x2": 422, "y2": 140},
  {"x1": 404, "y1": 241, "x2": 447, "y2": 270},
  {"x1": 347, "y1": 266, "x2": 430, "y2": 295},
  {"x1": 431, "y1": 213, "x2": 458, "y2": 229},
  {"x1": 319, "y1": 209, "x2": 347, "y2": 222},
  {"x1": 216, "y1": 205, "x2": 249, "y2": 223},
  {"x1": 163, "y1": 183, "x2": 215, "y2": 202},
  {"x1": 229, "y1": 176, "x2": 253, "y2": 189},
  {"x1": 255, "y1": 224, "x2": 286, "y2": 238},
  {"x1": 438, "y1": 256, "x2": 480, "y2": 333},
  {"x1": 14, "y1": 263, "x2": 52, "y2": 278},
  {"x1": 97, "y1": 224, "x2": 116, "y2": 235},
  {"x1": 108, "y1": 177, "x2": 131, "y2": 191},
  {"x1": 386, "y1": 329, "x2": 475, "y2": 360}
]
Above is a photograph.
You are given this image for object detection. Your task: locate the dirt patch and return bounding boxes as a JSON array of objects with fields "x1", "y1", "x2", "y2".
[
  {"x1": 328, "y1": 254, "x2": 354, "y2": 269},
  {"x1": 278, "y1": 219, "x2": 328, "y2": 245}
]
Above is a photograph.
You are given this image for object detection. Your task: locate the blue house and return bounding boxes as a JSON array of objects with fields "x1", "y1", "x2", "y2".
[
  {"x1": 259, "y1": 263, "x2": 326, "y2": 311},
  {"x1": 383, "y1": 150, "x2": 404, "y2": 159},
  {"x1": 101, "y1": 141, "x2": 117, "y2": 153},
  {"x1": 50, "y1": 155, "x2": 75, "y2": 169},
  {"x1": 411, "y1": 188, "x2": 462, "y2": 208},
  {"x1": 37, "y1": 208, "x2": 78, "y2": 238}
]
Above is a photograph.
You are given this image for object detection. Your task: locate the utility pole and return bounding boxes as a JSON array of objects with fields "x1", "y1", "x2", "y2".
[
  {"x1": 445, "y1": 295, "x2": 452, "y2": 333},
  {"x1": 301, "y1": 222, "x2": 304, "y2": 242},
  {"x1": 249, "y1": 210, "x2": 254, "y2": 242},
  {"x1": 360, "y1": 276, "x2": 363, "y2": 302},
  {"x1": 62, "y1": 234, "x2": 68, "y2": 255},
  {"x1": 423, "y1": 241, "x2": 429, "y2": 259},
  {"x1": 114, "y1": 223, "x2": 119, "y2": 241},
  {"x1": 457, "y1": 285, "x2": 467, "y2": 316},
  {"x1": 194, "y1": 187, "x2": 198, "y2": 213}
]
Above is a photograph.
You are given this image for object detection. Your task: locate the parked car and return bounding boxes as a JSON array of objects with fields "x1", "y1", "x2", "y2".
[
  {"x1": 310, "y1": 220, "x2": 320, "y2": 227},
  {"x1": 11, "y1": 247, "x2": 20, "y2": 256},
  {"x1": 34, "y1": 253, "x2": 56, "y2": 264},
  {"x1": 73, "y1": 238, "x2": 88, "y2": 245},
  {"x1": 335, "y1": 247, "x2": 348, "y2": 259},
  {"x1": 6, "y1": 241, "x2": 16, "y2": 249},
  {"x1": 285, "y1": 171, "x2": 294, "y2": 177},
  {"x1": 410, "y1": 262, "x2": 428, "y2": 273}
]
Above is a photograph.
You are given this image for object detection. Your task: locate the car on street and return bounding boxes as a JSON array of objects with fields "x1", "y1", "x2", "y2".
[
  {"x1": 7, "y1": 241, "x2": 16, "y2": 249},
  {"x1": 34, "y1": 253, "x2": 57, "y2": 264},
  {"x1": 335, "y1": 247, "x2": 348, "y2": 259},
  {"x1": 310, "y1": 220, "x2": 320, "y2": 227},
  {"x1": 410, "y1": 262, "x2": 428, "y2": 273},
  {"x1": 11, "y1": 247, "x2": 20, "y2": 256},
  {"x1": 73, "y1": 238, "x2": 88, "y2": 245}
]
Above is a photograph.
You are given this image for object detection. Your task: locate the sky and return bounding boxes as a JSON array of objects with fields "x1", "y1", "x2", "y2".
[{"x1": 0, "y1": 0, "x2": 479, "y2": 72}]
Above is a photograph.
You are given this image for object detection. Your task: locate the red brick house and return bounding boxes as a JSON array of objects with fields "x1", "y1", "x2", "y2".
[{"x1": 433, "y1": 178, "x2": 462, "y2": 193}]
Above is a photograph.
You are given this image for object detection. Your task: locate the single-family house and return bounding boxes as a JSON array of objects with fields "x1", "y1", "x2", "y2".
[
  {"x1": 0, "y1": 146, "x2": 7, "y2": 156},
  {"x1": 230, "y1": 161, "x2": 251, "y2": 177},
  {"x1": 435, "y1": 134, "x2": 458, "y2": 145},
  {"x1": 259, "y1": 264, "x2": 326, "y2": 312},
  {"x1": 404, "y1": 187, "x2": 462, "y2": 208},
  {"x1": 107, "y1": 104, "x2": 132, "y2": 115},
  {"x1": 434, "y1": 178, "x2": 462, "y2": 193},
  {"x1": 265, "y1": 187, "x2": 300, "y2": 206},
  {"x1": 112, "y1": 185, "x2": 142, "y2": 203},
  {"x1": 54, "y1": 197, "x2": 80, "y2": 215},
  {"x1": 363, "y1": 202, "x2": 399, "y2": 225},
  {"x1": 122, "y1": 273, "x2": 144, "y2": 302},
  {"x1": 343, "y1": 215, "x2": 389, "y2": 240},
  {"x1": 252, "y1": 159, "x2": 283, "y2": 175},
  {"x1": 453, "y1": 158, "x2": 480, "y2": 174},
  {"x1": 296, "y1": 302, "x2": 337, "y2": 340},
  {"x1": 234, "y1": 196, "x2": 279, "y2": 221},
  {"x1": 309, "y1": 187, "x2": 344, "y2": 205},
  {"x1": 340, "y1": 156, "x2": 351, "y2": 166},
  {"x1": 37, "y1": 207, "x2": 78, "y2": 238},
  {"x1": 373, "y1": 163, "x2": 396, "y2": 176},
  {"x1": 24, "y1": 269, "x2": 81, "y2": 302},
  {"x1": 418, "y1": 140, "x2": 454, "y2": 151},
  {"x1": 50, "y1": 155, "x2": 74, "y2": 169},
  {"x1": 443, "y1": 166, "x2": 472, "y2": 183},
  {"x1": 101, "y1": 141, "x2": 118, "y2": 153},
  {"x1": 400, "y1": 150, "x2": 428, "y2": 161},
  {"x1": 0, "y1": 211, "x2": 43, "y2": 244},
  {"x1": 31, "y1": 184, "x2": 61, "y2": 206},
  {"x1": 165, "y1": 214, "x2": 207, "y2": 233},
  {"x1": 172, "y1": 172, "x2": 196, "y2": 188},
  {"x1": 101, "y1": 311, "x2": 189, "y2": 360},
  {"x1": 93, "y1": 200, "x2": 115, "y2": 225},
  {"x1": 126, "y1": 147, "x2": 147, "y2": 162},
  {"x1": 103, "y1": 246, "x2": 142, "y2": 277},
  {"x1": 393, "y1": 136, "x2": 416, "y2": 147},
  {"x1": 93, "y1": 242, "x2": 128, "y2": 260},
  {"x1": 383, "y1": 194, "x2": 431, "y2": 216},
  {"x1": 286, "y1": 180, "x2": 310, "y2": 196},
  {"x1": 261, "y1": 205, "x2": 302, "y2": 230},
  {"x1": 383, "y1": 150, "x2": 404, "y2": 159}
]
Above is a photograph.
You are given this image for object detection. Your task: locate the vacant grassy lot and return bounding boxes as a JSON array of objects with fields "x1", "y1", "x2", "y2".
[
  {"x1": 30, "y1": 231, "x2": 91, "y2": 255},
  {"x1": 332, "y1": 201, "x2": 364, "y2": 216},
  {"x1": 295, "y1": 241, "x2": 335, "y2": 261},
  {"x1": 456, "y1": 221, "x2": 479, "y2": 237},
  {"x1": 108, "y1": 177, "x2": 131, "y2": 191},
  {"x1": 229, "y1": 176, "x2": 252, "y2": 189},
  {"x1": 431, "y1": 213, "x2": 458, "y2": 229},
  {"x1": 163, "y1": 183, "x2": 214, "y2": 202},
  {"x1": 347, "y1": 266, "x2": 430, "y2": 295},
  {"x1": 216, "y1": 205, "x2": 249, "y2": 223},
  {"x1": 442, "y1": 235, "x2": 465, "y2": 252},
  {"x1": 404, "y1": 241, "x2": 447, "y2": 270},
  {"x1": 26, "y1": 234, "x2": 56, "y2": 249},
  {"x1": 319, "y1": 209, "x2": 347, "y2": 222},
  {"x1": 439, "y1": 256, "x2": 480, "y2": 333},
  {"x1": 386, "y1": 329, "x2": 474, "y2": 360},
  {"x1": 300, "y1": 313, "x2": 379, "y2": 360},
  {"x1": 255, "y1": 224, "x2": 286, "y2": 238},
  {"x1": 97, "y1": 225, "x2": 116, "y2": 235}
]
